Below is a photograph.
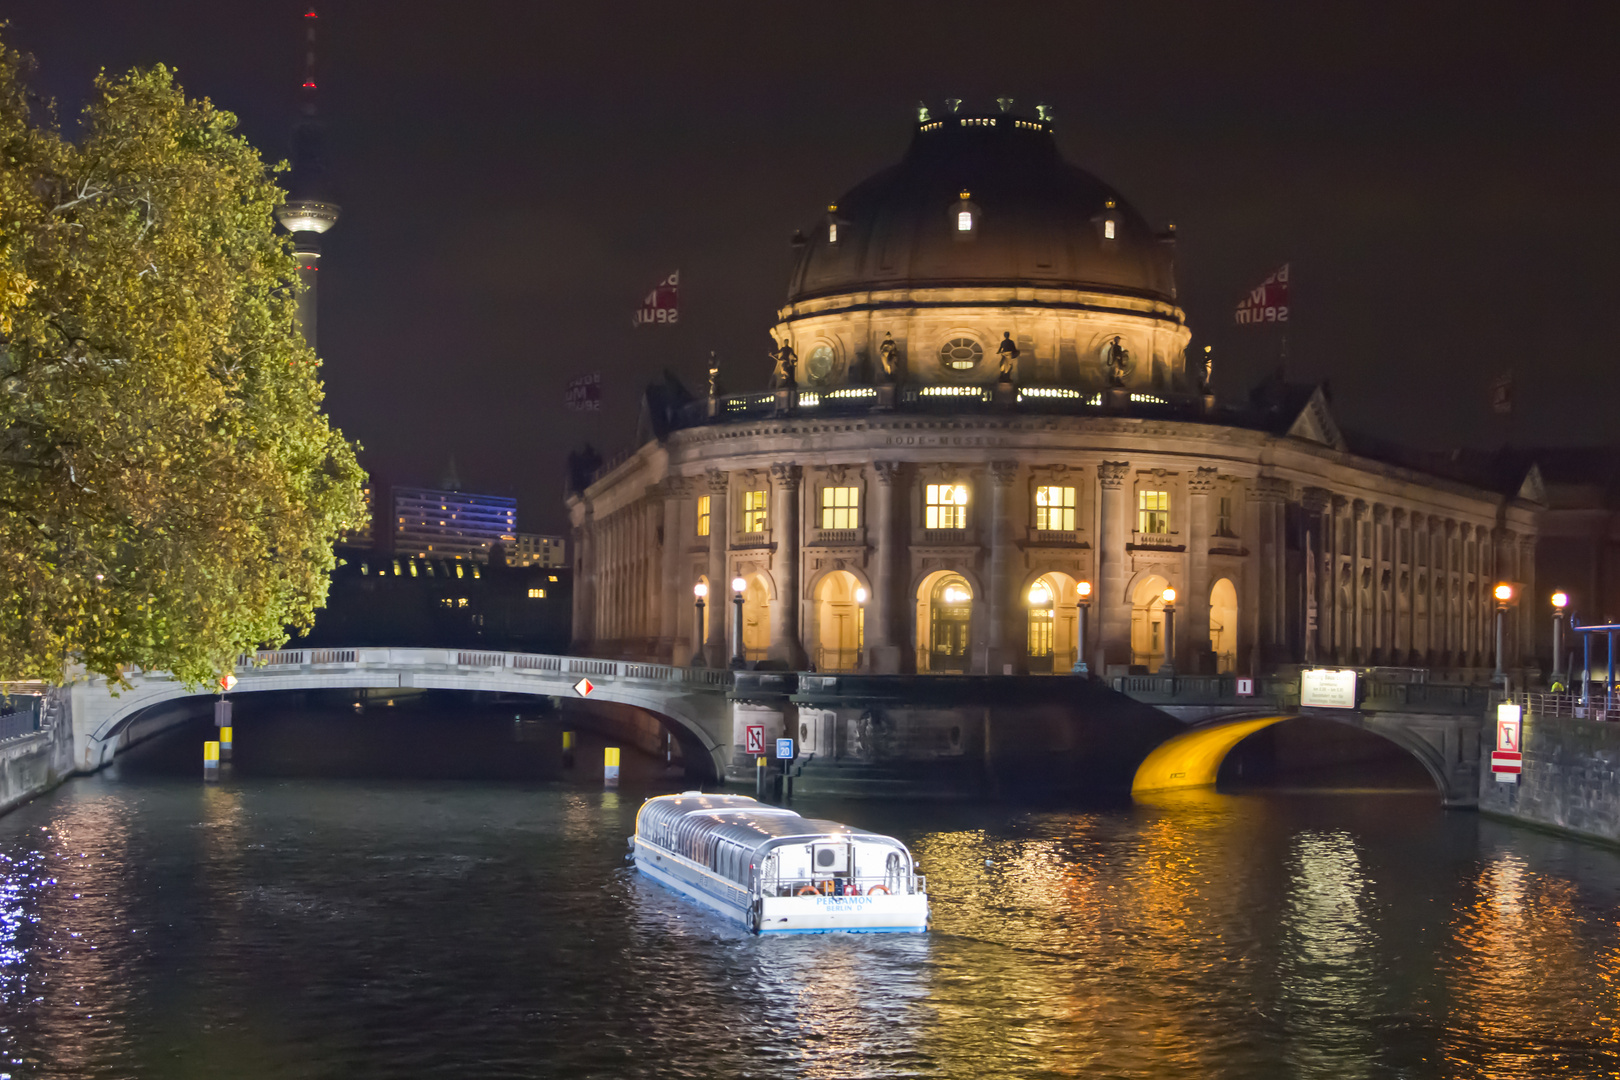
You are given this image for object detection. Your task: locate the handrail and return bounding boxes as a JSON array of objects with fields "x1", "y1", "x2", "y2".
[{"x1": 221, "y1": 647, "x2": 737, "y2": 690}]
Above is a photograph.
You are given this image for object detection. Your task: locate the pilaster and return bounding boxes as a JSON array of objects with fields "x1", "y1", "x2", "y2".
[
  {"x1": 1097, "y1": 461, "x2": 1131, "y2": 673},
  {"x1": 768, "y1": 464, "x2": 806, "y2": 668},
  {"x1": 1186, "y1": 467, "x2": 1216, "y2": 672},
  {"x1": 982, "y1": 460, "x2": 1022, "y2": 674},
  {"x1": 866, "y1": 462, "x2": 904, "y2": 673},
  {"x1": 705, "y1": 469, "x2": 730, "y2": 668}
]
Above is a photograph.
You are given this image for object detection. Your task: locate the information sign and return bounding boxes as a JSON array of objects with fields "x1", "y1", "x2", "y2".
[
  {"x1": 1236, "y1": 677, "x2": 1255, "y2": 697},
  {"x1": 1300, "y1": 668, "x2": 1357, "y2": 709},
  {"x1": 775, "y1": 738, "x2": 795, "y2": 761},
  {"x1": 1495, "y1": 702, "x2": 1522, "y2": 752},
  {"x1": 745, "y1": 725, "x2": 766, "y2": 755}
]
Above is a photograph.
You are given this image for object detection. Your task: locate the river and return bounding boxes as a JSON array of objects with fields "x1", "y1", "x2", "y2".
[{"x1": 1, "y1": 702, "x2": 1618, "y2": 1078}]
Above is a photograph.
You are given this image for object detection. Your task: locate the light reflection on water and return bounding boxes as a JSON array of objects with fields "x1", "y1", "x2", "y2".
[{"x1": 1, "y1": 768, "x2": 1620, "y2": 1076}]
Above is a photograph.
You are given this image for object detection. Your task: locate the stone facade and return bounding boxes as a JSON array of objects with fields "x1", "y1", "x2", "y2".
[{"x1": 1480, "y1": 714, "x2": 1620, "y2": 843}]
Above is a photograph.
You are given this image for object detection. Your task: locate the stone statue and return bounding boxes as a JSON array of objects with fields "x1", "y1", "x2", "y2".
[
  {"x1": 1105, "y1": 336, "x2": 1129, "y2": 387},
  {"x1": 996, "y1": 332, "x2": 1020, "y2": 382},
  {"x1": 771, "y1": 341, "x2": 797, "y2": 388},
  {"x1": 1198, "y1": 345, "x2": 1213, "y2": 395},
  {"x1": 878, "y1": 333, "x2": 900, "y2": 382},
  {"x1": 708, "y1": 352, "x2": 720, "y2": 397}
]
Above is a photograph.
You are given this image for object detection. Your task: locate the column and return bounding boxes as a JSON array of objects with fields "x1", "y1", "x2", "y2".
[
  {"x1": 1300, "y1": 488, "x2": 1330, "y2": 664},
  {"x1": 1392, "y1": 509, "x2": 1410, "y2": 662},
  {"x1": 1252, "y1": 475, "x2": 1289, "y2": 667},
  {"x1": 1372, "y1": 504, "x2": 1388, "y2": 664},
  {"x1": 658, "y1": 478, "x2": 686, "y2": 661},
  {"x1": 983, "y1": 460, "x2": 1021, "y2": 674},
  {"x1": 572, "y1": 508, "x2": 595, "y2": 652},
  {"x1": 1459, "y1": 523, "x2": 1475, "y2": 667},
  {"x1": 768, "y1": 464, "x2": 806, "y2": 668},
  {"x1": 866, "y1": 461, "x2": 903, "y2": 673},
  {"x1": 1519, "y1": 534, "x2": 1537, "y2": 672},
  {"x1": 705, "y1": 469, "x2": 730, "y2": 667},
  {"x1": 1097, "y1": 462, "x2": 1130, "y2": 673},
  {"x1": 1351, "y1": 499, "x2": 1368, "y2": 663},
  {"x1": 1186, "y1": 468, "x2": 1215, "y2": 673},
  {"x1": 1328, "y1": 496, "x2": 1346, "y2": 662},
  {"x1": 1441, "y1": 520, "x2": 1457, "y2": 667}
]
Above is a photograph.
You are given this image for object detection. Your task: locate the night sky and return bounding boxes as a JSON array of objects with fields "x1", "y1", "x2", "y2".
[{"x1": 10, "y1": 2, "x2": 1619, "y2": 534}]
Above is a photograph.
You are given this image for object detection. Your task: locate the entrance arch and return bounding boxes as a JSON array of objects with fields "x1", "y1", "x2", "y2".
[
  {"x1": 1209, "y1": 577, "x2": 1238, "y2": 673},
  {"x1": 915, "y1": 570, "x2": 973, "y2": 672},
  {"x1": 1130, "y1": 574, "x2": 1172, "y2": 670},
  {"x1": 813, "y1": 569, "x2": 865, "y2": 671},
  {"x1": 1025, "y1": 571, "x2": 1079, "y2": 673}
]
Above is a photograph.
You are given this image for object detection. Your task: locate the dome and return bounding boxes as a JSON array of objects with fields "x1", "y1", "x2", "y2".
[{"x1": 787, "y1": 111, "x2": 1176, "y2": 304}]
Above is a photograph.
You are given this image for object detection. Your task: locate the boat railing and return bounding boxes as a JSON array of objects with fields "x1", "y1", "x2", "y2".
[{"x1": 764, "y1": 874, "x2": 922, "y2": 898}]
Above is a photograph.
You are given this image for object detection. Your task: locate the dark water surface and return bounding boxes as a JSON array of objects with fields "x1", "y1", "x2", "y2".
[{"x1": 3, "y1": 707, "x2": 1620, "y2": 1078}]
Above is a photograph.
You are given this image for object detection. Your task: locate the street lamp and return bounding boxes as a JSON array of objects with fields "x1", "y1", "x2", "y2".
[
  {"x1": 1071, "y1": 580, "x2": 1092, "y2": 675},
  {"x1": 730, "y1": 576, "x2": 747, "y2": 669},
  {"x1": 1493, "y1": 582, "x2": 1513, "y2": 684},
  {"x1": 1552, "y1": 590, "x2": 1569, "y2": 685},
  {"x1": 1159, "y1": 587, "x2": 1177, "y2": 676},
  {"x1": 691, "y1": 582, "x2": 708, "y2": 667},
  {"x1": 854, "y1": 587, "x2": 867, "y2": 668}
]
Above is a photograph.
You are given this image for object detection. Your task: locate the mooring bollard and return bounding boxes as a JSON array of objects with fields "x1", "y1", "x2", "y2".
[
  {"x1": 603, "y1": 746, "x2": 620, "y2": 788},
  {"x1": 214, "y1": 699, "x2": 231, "y2": 728},
  {"x1": 219, "y1": 726, "x2": 233, "y2": 763},
  {"x1": 203, "y1": 740, "x2": 220, "y2": 782},
  {"x1": 756, "y1": 755, "x2": 766, "y2": 797}
]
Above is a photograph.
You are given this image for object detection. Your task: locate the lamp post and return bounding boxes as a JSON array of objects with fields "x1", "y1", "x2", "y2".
[
  {"x1": 854, "y1": 587, "x2": 867, "y2": 671},
  {"x1": 1493, "y1": 582, "x2": 1513, "y2": 685},
  {"x1": 1551, "y1": 591, "x2": 1568, "y2": 685},
  {"x1": 1159, "y1": 587, "x2": 1177, "y2": 676},
  {"x1": 1071, "y1": 580, "x2": 1092, "y2": 675},
  {"x1": 691, "y1": 582, "x2": 708, "y2": 667},
  {"x1": 730, "y1": 576, "x2": 747, "y2": 669}
]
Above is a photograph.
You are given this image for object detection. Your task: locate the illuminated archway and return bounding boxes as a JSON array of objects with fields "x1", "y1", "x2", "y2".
[
  {"x1": 1130, "y1": 574, "x2": 1171, "y2": 670},
  {"x1": 1025, "y1": 570, "x2": 1079, "y2": 674},
  {"x1": 740, "y1": 574, "x2": 770, "y2": 662},
  {"x1": 1209, "y1": 578, "x2": 1238, "y2": 674},
  {"x1": 813, "y1": 569, "x2": 865, "y2": 671},
  {"x1": 916, "y1": 570, "x2": 973, "y2": 672}
]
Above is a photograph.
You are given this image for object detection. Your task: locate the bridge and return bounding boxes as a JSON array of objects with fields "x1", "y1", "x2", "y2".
[{"x1": 0, "y1": 649, "x2": 1495, "y2": 811}]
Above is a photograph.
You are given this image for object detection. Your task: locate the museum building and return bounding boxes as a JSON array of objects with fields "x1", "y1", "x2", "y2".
[{"x1": 566, "y1": 104, "x2": 1544, "y2": 679}]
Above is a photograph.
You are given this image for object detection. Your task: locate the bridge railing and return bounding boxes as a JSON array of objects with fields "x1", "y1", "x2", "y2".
[
  {"x1": 1520, "y1": 690, "x2": 1620, "y2": 721},
  {"x1": 229, "y1": 649, "x2": 735, "y2": 690}
]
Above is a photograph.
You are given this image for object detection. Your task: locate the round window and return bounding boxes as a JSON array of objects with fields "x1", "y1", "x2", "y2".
[
  {"x1": 806, "y1": 344, "x2": 835, "y2": 383},
  {"x1": 939, "y1": 337, "x2": 983, "y2": 371}
]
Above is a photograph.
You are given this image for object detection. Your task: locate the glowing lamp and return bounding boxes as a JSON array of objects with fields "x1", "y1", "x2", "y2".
[
  {"x1": 1029, "y1": 584, "x2": 1051, "y2": 606},
  {"x1": 1076, "y1": 581, "x2": 1092, "y2": 599},
  {"x1": 1552, "y1": 591, "x2": 1568, "y2": 609},
  {"x1": 1493, "y1": 583, "x2": 1513, "y2": 603},
  {"x1": 957, "y1": 211, "x2": 973, "y2": 231},
  {"x1": 731, "y1": 576, "x2": 747, "y2": 594},
  {"x1": 1161, "y1": 588, "x2": 1176, "y2": 605},
  {"x1": 693, "y1": 583, "x2": 708, "y2": 599},
  {"x1": 943, "y1": 585, "x2": 970, "y2": 605},
  {"x1": 854, "y1": 587, "x2": 868, "y2": 604}
]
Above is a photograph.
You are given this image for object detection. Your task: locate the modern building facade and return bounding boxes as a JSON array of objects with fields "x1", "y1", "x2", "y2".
[
  {"x1": 392, "y1": 486, "x2": 517, "y2": 562},
  {"x1": 509, "y1": 533, "x2": 567, "y2": 568},
  {"x1": 567, "y1": 105, "x2": 1545, "y2": 679}
]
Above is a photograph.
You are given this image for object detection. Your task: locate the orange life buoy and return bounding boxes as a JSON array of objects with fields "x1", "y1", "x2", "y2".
[
  {"x1": 797, "y1": 885, "x2": 819, "y2": 896},
  {"x1": 867, "y1": 884, "x2": 890, "y2": 895}
]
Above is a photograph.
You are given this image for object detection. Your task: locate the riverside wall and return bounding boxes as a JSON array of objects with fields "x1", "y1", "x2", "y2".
[
  {"x1": 0, "y1": 688, "x2": 76, "y2": 816},
  {"x1": 1479, "y1": 713, "x2": 1620, "y2": 844}
]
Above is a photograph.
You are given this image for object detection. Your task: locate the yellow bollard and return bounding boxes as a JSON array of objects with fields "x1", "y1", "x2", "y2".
[
  {"x1": 604, "y1": 746, "x2": 621, "y2": 788},
  {"x1": 203, "y1": 740, "x2": 220, "y2": 782},
  {"x1": 219, "y1": 726, "x2": 233, "y2": 762}
]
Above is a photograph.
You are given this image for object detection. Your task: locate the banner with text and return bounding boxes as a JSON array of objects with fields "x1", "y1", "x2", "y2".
[
  {"x1": 1235, "y1": 263, "x2": 1290, "y2": 326},
  {"x1": 565, "y1": 373, "x2": 602, "y2": 412},
  {"x1": 633, "y1": 271, "x2": 680, "y2": 326}
]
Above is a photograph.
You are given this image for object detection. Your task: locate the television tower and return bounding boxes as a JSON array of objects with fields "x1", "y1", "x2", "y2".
[{"x1": 275, "y1": 5, "x2": 340, "y2": 353}]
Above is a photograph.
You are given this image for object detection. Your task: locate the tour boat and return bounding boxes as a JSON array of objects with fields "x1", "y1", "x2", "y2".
[{"x1": 630, "y1": 792, "x2": 929, "y2": 934}]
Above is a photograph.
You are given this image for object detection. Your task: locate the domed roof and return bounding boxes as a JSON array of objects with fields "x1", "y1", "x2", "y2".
[{"x1": 787, "y1": 111, "x2": 1176, "y2": 305}]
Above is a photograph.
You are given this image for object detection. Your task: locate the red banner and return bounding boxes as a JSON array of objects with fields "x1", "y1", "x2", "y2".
[
  {"x1": 565, "y1": 373, "x2": 602, "y2": 412},
  {"x1": 633, "y1": 271, "x2": 679, "y2": 326},
  {"x1": 1235, "y1": 263, "x2": 1290, "y2": 326}
]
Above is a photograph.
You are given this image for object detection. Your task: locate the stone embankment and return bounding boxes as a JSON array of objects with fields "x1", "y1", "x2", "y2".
[{"x1": 1480, "y1": 712, "x2": 1620, "y2": 844}]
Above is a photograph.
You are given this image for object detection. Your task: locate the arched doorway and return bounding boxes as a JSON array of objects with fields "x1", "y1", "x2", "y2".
[
  {"x1": 1209, "y1": 578, "x2": 1238, "y2": 673},
  {"x1": 1130, "y1": 574, "x2": 1172, "y2": 670},
  {"x1": 814, "y1": 570, "x2": 864, "y2": 671},
  {"x1": 916, "y1": 571, "x2": 973, "y2": 672},
  {"x1": 740, "y1": 575, "x2": 770, "y2": 663},
  {"x1": 1025, "y1": 571, "x2": 1079, "y2": 674}
]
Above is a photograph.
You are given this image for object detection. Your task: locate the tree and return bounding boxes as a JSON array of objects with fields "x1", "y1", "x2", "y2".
[{"x1": 0, "y1": 39, "x2": 365, "y2": 686}]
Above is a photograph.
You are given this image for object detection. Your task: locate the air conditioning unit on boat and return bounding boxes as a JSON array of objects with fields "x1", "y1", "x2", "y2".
[{"x1": 811, "y1": 844, "x2": 849, "y2": 874}]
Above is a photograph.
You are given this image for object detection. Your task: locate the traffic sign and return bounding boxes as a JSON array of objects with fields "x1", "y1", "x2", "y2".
[
  {"x1": 775, "y1": 738, "x2": 795, "y2": 760},
  {"x1": 745, "y1": 725, "x2": 765, "y2": 754},
  {"x1": 573, "y1": 677, "x2": 594, "y2": 697},
  {"x1": 1491, "y1": 749, "x2": 1522, "y2": 783},
  {"x1": 1235, "y1": 677, "x2": 1255, "y2": 697},
  {"x1": 218, "y1": 674, "x2": 238, "y2": 691}
]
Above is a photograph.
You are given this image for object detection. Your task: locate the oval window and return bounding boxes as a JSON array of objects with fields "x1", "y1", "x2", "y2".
[
  {"x1": 939, "y1": 337, "x2": 983, "y2": 371},
  {"x1": 806, "y1": 344, "x2": 835, "y2": 383}
]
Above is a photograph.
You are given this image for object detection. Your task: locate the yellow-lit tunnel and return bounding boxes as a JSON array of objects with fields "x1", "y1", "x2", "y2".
[{"x1": 1130, "y1": 716, "x2": 1290, "y2": 795}]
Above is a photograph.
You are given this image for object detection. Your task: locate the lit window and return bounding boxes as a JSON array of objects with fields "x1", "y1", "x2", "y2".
[
  {"x1": 958, "y1": 210, "x2": 973, "y2": 232},
  {"x1": 1104, "y1": 219, "x2": 1116, "y2": 240},
  {"x1": 1138, "y1": 490, "x2": 1169, "y2": 534},
  {"x1": 1035, "y1": 486, "x2": 1076, "y2": 531},
  {"x1": 440, "y1": 598, "x2": 453, "y2": 608},
  {"x1": 828, "y1": 222, "x2": 838, "y2": 243},
  {"x1": 939, "y1": 337, "x2": 983, "y2": 370},
  {"x1": 549, "y1": 574, "x2": 558, "y2": 582},
  {"x1": 821, "y1": 486, "x2": 860, "y2": 529},
  {"x1": 926, "y1": 484, "x2": 969, "y2": 529},
  {"x1": 696, "y1": 495, "x2": 711, "y2": 537},
  {"x1": 457, "y1": 597, "x2": 469, "y2": 608},
  {"x1": 742, "y1": 489, "x2": 768, "y2": 533},
  {"x1": 1217, "y1": 496, "x2": 1233, "y2": 536},
  {"x1": 528, "y1": 588, "x2": 546, "y2": 598}
]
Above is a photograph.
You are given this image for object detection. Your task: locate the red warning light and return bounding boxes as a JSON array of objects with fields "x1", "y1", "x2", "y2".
[{"x1": 302, "y1": 81, "x2": 317, "y2": 89}]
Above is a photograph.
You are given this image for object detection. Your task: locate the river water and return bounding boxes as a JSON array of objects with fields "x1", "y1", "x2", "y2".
[{"x1": 2, "y1": 704, "x2": 1619, "y2": 1078}]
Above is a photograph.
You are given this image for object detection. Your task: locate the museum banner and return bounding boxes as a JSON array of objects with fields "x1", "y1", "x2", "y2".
[
  {"x1": 1235, "y1": 263, "x2": 1290, "y2": 326},
  {"x1": 633, "y1": 271, "x2": 680, "y2": 326}
]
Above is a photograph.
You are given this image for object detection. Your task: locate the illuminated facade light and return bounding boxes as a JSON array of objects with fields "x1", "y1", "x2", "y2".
[
  {"x1": 1494, "y1": 583, "x2": 1514, "y2": 603},
  {"x1": 958, "y1": 211, "x2": 973, "y2": 232},
  {"x1": 731, "y1": 576, "x2": 747, "y2": 594},
  {"x1": 1162, "y1": 587, "x2": 1176, "y2": 605},
  {"x1": 1029, "y1": 583, "x2": 1051, "y2": 606},
  {"x1": 1077, "y1": 581, "x2": 1093, "y2": 599},
  {"x1": 1552, "y1": 590, "x2": 1568, "y2": 609},
  {"x1": 693, "y1": 582, "x2": 708, "y2": 598}
]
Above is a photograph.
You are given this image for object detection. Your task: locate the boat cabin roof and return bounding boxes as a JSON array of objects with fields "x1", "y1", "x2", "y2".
[{"x1": 637, "y1": 792, "x2": 896, "y2": 856}]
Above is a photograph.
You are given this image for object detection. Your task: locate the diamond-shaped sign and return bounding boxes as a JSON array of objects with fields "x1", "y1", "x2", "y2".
[
  {"x1": 573, "y1": 677, "x2": 595, "y2": 697},
  {"x1": 218, "y1": 674, "x2": 238, "y2": 691}
]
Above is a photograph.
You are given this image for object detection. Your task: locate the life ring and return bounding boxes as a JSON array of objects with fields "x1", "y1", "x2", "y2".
[
  {"x1": 797, "y1": 885, "x2": 819, "y2": 896},
  {"x1": 867, "y1": 885, "x2": 890, "y2": 895}
]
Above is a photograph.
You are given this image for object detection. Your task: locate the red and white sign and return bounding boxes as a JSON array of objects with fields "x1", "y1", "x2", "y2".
[
  {"x1": 633, "y1": 271, "x2": 679, "y2": 326},
  {"x1": 745, "y1": 724, "x2": 765, "y2": 755},
  {"x1": 1496, "y1": 702, "x2": 1522, "y2": 752},
  {"x1": 218, "y1": 674, "x2": 238, "y2": 691},
  {"x1": 565, "y1": 373, "x2": 602, "y2": 412},
  {"x1": 573, "y1": 677, "x2": 595, "y2": 697},
  {"x1": 1236, "y1": 677, "x2": 1255, "y2": 697},
  {"x1": 1235, "y1": 263, "x2": 1290, "y2": 326}
]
